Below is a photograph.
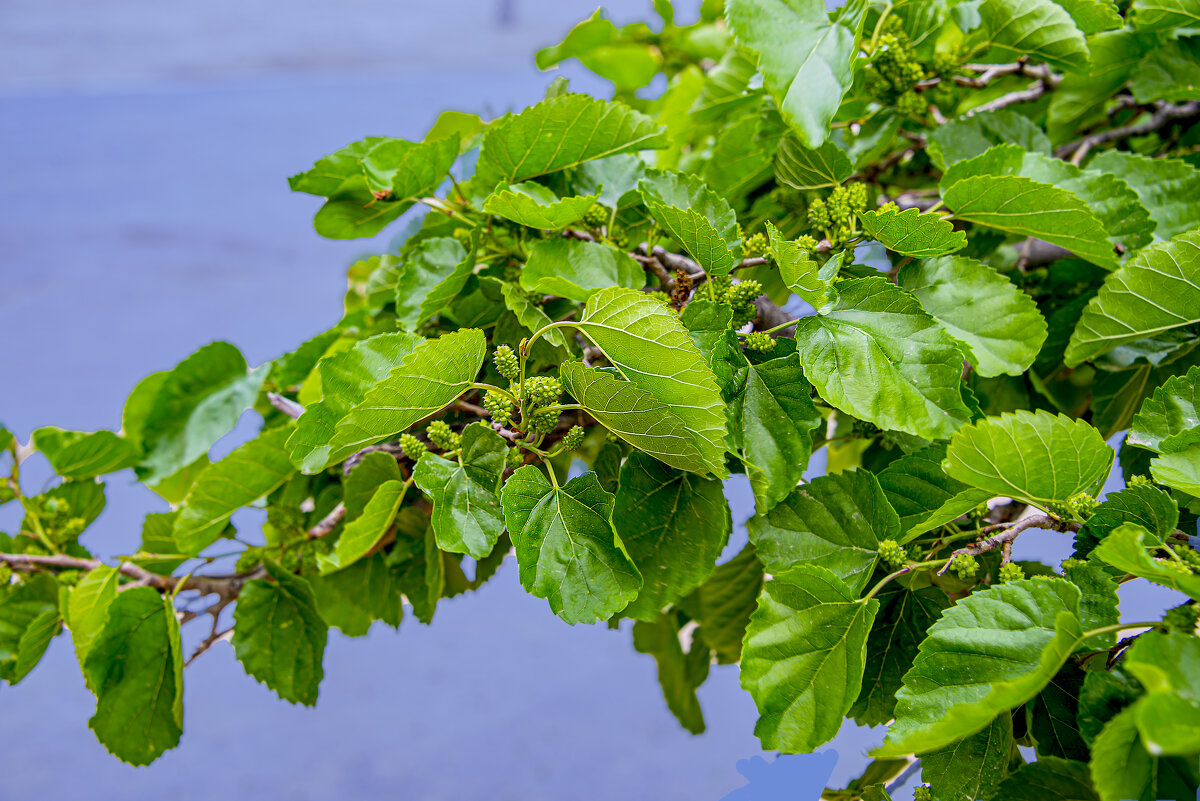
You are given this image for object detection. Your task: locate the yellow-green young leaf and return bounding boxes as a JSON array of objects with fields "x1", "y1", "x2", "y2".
[
  {"x1": 1130, "y1": 0, "x2": 1200, "y2": 30},
  {"x1": 475, "y1": 94, "x2": 668, "y2": 186},
  {"x1": 632, "y1": 611, "x2": 711, "y2": 734},
  {"x1": 499, "y1": 282, "x2": 569, "y2": 350},
  {"x1": 521, "y1": 239, "x2": 643, "y2": 302},
  {"x1": 1065, "y1": 231, "x2": 1200, "y2": 367},
  {"x1": 747, "y1": 470, "x2": 891, "y2": 594},
  {"x1": 392, "y1": 237, "x2": 473, "y2": 330},
  {"x1": 481, "y1": 182, "x2": 596, "y2": 230},
  {"x1": 413, "y1": 424, "x2": 507, "y2": 560},
  {"x1": 577, "y1": 289, "x2": 728, "y2": 477},
  {"x1": 1123, "y1": 631, "x2": 1200, "y2": 756},
  {"x1": 774, "y1": 137, "x2": 854, "y2": 190},
  {"x1": 560, "y1": 361, "x2": 713, "y2": 474},
  {"x1": 320, "y1": 480, "x2": 408, "y2": 574},
  {"x1": 875, "y1": 578, "x2": 1084, "y2": 757},
  {"x1": 877, "y1": 443, "x2": 993, "y2": 540},
  {"x1": 31, "y1": 428, "x2": 140, "y2": 480},
  {"x1": 858, "y1": 207, "x2": 967, "y2": 258},
  {"x1": 918, "y1": 714, "x2": 1014, "y2": 801},
  {"x1": 898, "y1": 255, "x2": 1047, "y2": 377},
  {"x1": 979, "y1": 0, "x2": 1090, "y2": 72},
  {"x1": 727, "y1": 0, "x2": 868, "y2": 148},
  {"x1": 612, "y1": 452, "x2": 731, "y2": 621},
  {"x1": 794, "y1": 277, "x2": 973, "y2": 441},
  {"x1": 740, "y1": 566, "x2": 879, "y2": 753},
  {"x1": 500, "y1": 466, "x2": 641, "y2": 624},
  {"x1": 942, "y1": 410, "x2": 1113, "y2": 507},
  {"x1": 288, "y1": 136, "x2": 386, "y2": 196},
  {"x1": 323, "y1": 329, "x2": 487, "y2": 469},
  {"x1": 765, "y1": 222, "x2": 834, "y2": 311},
  {"x1": 637, "y1": 172, "x2": 742, "y2": 276},
  {"x1": 174, "y1": 425, "x2": 296, "y2": 555},
  {"x1": 1128, "y1": 364, "x2": 1200, "y2": 453},
  {"x1": 66, "y1": 565, "x2": 119, "y2": 690},
  {"x1": 233, "y1": 561, "x2": 328, "y2": 706},
  {"x1": 940, "y1": 175, "x2": 1118, "y2": 270},
  {"x1": 1089, "y1": 151, "x2": 1200, "y2": 241},
  {"x1": 1150, "y1": 444, "x2": 1200, "y2": 496},
  {"x1": 287, "y1": 332, "x2": 423, "y2": 473},
  {"x1": 1094, "y1": 523, "x2": 1200, "y2": 600},
  {"x1": 84, "y1": 588, "x2": 183, "y2": 766}
]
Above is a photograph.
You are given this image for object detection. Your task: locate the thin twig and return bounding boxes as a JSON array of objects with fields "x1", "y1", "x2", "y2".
[
  {"x1": 267, "y1": 392, "x2": 305, "y2": 419},
  {"x1": 307, "y1": 502, "x2": 346, "y2": 539},
  {"x1": 1056, "y1": 100, "x2": 1200, "y2": 161},
  {"x1": 938, "y1": 514, "x2": 1077, "y2": 574},
  {"x1": 0, "y1": 552, "x2": 262, "y2": 600}
]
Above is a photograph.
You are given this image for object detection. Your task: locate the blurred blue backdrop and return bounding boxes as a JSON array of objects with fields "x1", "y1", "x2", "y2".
[{"x1": 0, "y1": 2, "x2": 1180, "y2": 799}]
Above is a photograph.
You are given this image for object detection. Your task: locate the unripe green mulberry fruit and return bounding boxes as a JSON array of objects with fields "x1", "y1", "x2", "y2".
[
  {"x1": 505, "y1": 448, "x2": 525, "y2": 469},
  {"x1": 794, "y1": 234, "x2": 817, "y2": 252},
  {"x1": 523, "y1": 375, "x2": 562, "y2": 408},
  {"x1": 1174, "y1": 546, "x2": 1200, "y2": 569},
  {"x1": 742, "y1": 231, "x2": 768, "y2": 258},
  {"x1": 1129, "y1": 474, "x2": 1153, "y2": 487},
  {"x1": 913, "y1": 785, "x2": 933, "y2": 801},
  {"x1": 1160, "y1": 558, "x2": 1194, "y2": 575},
  {"x1": 493, "y1": 345, "x2": 520, "y2": 380},
  {"x1": 427, "y1": 421, "x2": 461, "y2": 451},
  {"x1": 1065, "y1": 491, "x2": 1100, "y2": 521},
  {"x1": 483, "y1": 390, "x2": 514, "y2": 425},
  {"x1": 999, "y1": 561, "x2": 1024, "y2": 583},
  {"x1": 529, "y1": 409, "x2": 559, "y2": 435},
  {"x1": 582, "y1": 204, "x2": 610, "y2": 229},
  {"x1": 896, "y1": 90, "x2": 927, "y2": 118},
  {"x1": 562, "y1": 425, "x2": 585, "y2": 451},
  {"x1": 399, "y1": 433, "x2": 426, "y2": 459},
  {"x1": 807, "y1": 198, "x2": 832, "y2": 230},
  {"x1": 879, "y1": 538, "x2": 907, "y2": 568},
  {"x1": 953, "y1": 553, "x2": 979, "y2": 580},
  {"x1": 726, "y1": 279, "x2": 763, "y2": 306},
  {"x1": 742, "y1": 331, "x2": 774, "y2": 353}
]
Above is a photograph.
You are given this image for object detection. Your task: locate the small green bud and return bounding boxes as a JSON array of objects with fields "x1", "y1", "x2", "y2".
[
  {"x1": 399, "y1": 433, "x2": 426, "y2": 460},
  {"x1": 1173, "y1": 545, "x2": 1200, "y2": 569},
  {"x1": 742, "y1": 231, "x2": 768, "y2": 258},
  {"x1": 998, "y1": 561, "x2": 1025, "y2": 583},
  {"x1": 807, "y1": 198, "x2": 832, "y2": 230},
  {"x1": 742, "y1": 331, "x2": 774, "y2": 353},
  {"x1": 582, "y1": 203, "x2": 610, "y2": 229},
  {"x1": 1159, "y1": 558, "x2": 1194, "y2": 575},
  {"x1": 493, "y1": 345, "x2": 520, "y2": 380},
  {"x1": 562, "y1": 425, "x2": 586, "y2": 451},
  {"x1": 505, "y1": 448, "x2": 525, "y2": 469},
  {"x1": 953, "y1": 553, "x2": 979, "y2": 580},
  {"x1": 1129, "y1": 474, "x2": 1153, "y2": 487},
  {"x1": 879, "y1": 538, "x2": 907, "y2": 568},
  {"x1": 795, "y1": 234, "x2": 817, "y2": 251},
  {"x1": 1066, "y1": 492, "x2": 1100, "y2": 521},
  {"x1": 913, "y1": 785, "x2": 933, "y2": 801},
  {"x1": 896, "y1": 90, "x2": 927, "y2": 118}
]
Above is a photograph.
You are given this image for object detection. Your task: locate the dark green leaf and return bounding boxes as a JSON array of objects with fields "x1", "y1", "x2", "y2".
[
  {"x1": 683, "y1": 543, "x2": 763, "y2": 664},
  {"x1": 919, "y1": 714, "x2": 1013, "y2": 801},
  {"x1": 392, "y1": 237, "x2": 473, "y2": 330},
  {"x1": 632, "y1": 611, "x2": 711, "y2": 734},
  {"x1": 1129, "y1": 364, "x2": 1200, "y2": 453},
  {"x1": 876, "y1": 443, "x2": 991, "y2": 540},
  {"x1": 992, "y1": 757, "x2": 1099, "y2": 801},
  {"x1": 860, "y1": 207, "x2": 966, "y2": 259},
  {"x1": 1089, "y1": 150, "x2": 1200, "y2": 242},
  {"x1": 414, "y1": 423, "x2": 507, "y2": 559}
]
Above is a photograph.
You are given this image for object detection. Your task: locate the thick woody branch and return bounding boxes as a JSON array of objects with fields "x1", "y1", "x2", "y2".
[
  {"x1": 938, "y1": 514, "x2": 1078, "y2": 574},
  {"x1": 1056, "y1": 100, "x2": 1200, "y2": 162}
]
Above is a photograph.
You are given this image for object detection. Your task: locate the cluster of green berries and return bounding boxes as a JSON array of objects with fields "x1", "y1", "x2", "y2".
[
  {"x1": 742, "y1": 331, "x2": 774, "y2": 353},
  {"x1": 793, "y1": 234, "x2": 818, "y2": 252},
  {"x1": 0, "y1": 563, "x2": 11, "y2": 585},
  {"x1": 998, "y1": 561, "x2": 1025, "y2": 583},
  {"x1": 742, "y1": 231, "x2": 768, "y2": 258},
  {"x1": 523, "y1": 376, "x2": 562, "y2": 408},
  {"x1": 807, "y1": 183, "x2": 868, "y2": 244},
  {"x1": 895, "y1": 90, "x2": 927, "y2": 119},
  {"x1": 483, "y1": 389, "x2": 515, "y2": 426},
  {"x1": 399, "y1": 433, "x2": 426, "y2": 460},
  {"x1": 716, "y1": 279, "x2": 763, "y2": 327},
  {"x1": 582, "y1": 203, "x2": 610, "y2": 229},
  {"x1": 1164, "y1": 602, "x2": 1200, "y2": 634},
  {"x1": 1173, "y1": 545, "x2": 1200, "y2": 570},
  {"x1": 879, "y1": 538, "x2": 908, "y2": 568},
  {"x1": 528, "y1": 409, "x2": 560, "y2": 435},
  {"x1": 427, "y1": 421, "x2": 461, "y2": 451},
  {"x1": 493, "y1": 345, "x2": 520, "y2": 380},
  {"x1": 953, "y1": 553, "x2": 979, "y2": 580},
  {"x1": 505, "y1": 448, "x2": 525, "y2": 469},
  {"x1": 562, "y1": 425, "x2": 586, "y2": 451},
  {"x1": 1047, "y1": 492, "x2": 1100, "y2": 522},
  {"x1": 38, "y1": 496, "x2": 87, "y2": 545},
  {"x1": 1129, "y1": 474, "x2": 1153, "y2": 487},
  {"x1": 913, "y1": 785, "x2": 933, "y2": 801}
]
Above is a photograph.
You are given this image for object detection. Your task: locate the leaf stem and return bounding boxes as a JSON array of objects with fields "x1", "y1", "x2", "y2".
[
  {"x1": 862, "y1": 558, "x2": 950, "y2": 601},
  {"x1": 1082, "y1": 621, "x2": 1164, "y2": 640}
]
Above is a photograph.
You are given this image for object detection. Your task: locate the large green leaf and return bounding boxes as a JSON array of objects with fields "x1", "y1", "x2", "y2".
[
  {"x1": 500, "y1": 466, "x2": 641, "y2": 624},
  {"x1": 740, "y1": 565, "x2": 879, "y2": 753},
  {"x1": 747, "y1": 470, "x2": 891, "y2": 593},
  {"x1": 320, "y1": 479, "x2": 408, "y2": 574},
  {"x1": 1150, "y1": 444, "x2": 1200, "y2": 495},
  {"x1": 794, "y1": 277, "x2": 972, "y2": 441},
  {"x1": 992, "y1": 758, "x2": 1099, "y2": 801},
  {"x1": 413, "y1": 423, "x2": 507, "y2": 559},
  {"x1": 1089, "y1": 150, "x2": 1200, "y2": 242},
  {"x1": 727, "y1": 0, "x2": 868, "y2": 148},
  {"x1": 765, "y1": 222, "x2": 835, "y2": 311},
  {"x1": 1123, "y1": 631, "x2": 1200, "y2": 756},
  {"x1": 1129, "y1": 365, "x2": 1200, "y2": 453},
  {"x1": 1093, "y1": 523, "x2": 1200, "y2": 600},
  {"x1": 927, "y1": 108, "x2": 1052, "y2": 170},
  {"x1": 877, "y1": 443, "x2": 992, "y2": 539},
  {"x1": 66, "y1": 565, "x2": 119, "y2": 689},
  {"x1": 1131, "y1": 38, "x2": 1200, "y2": 103},
  {"x1": 637, "y1": 172, "x2": 742, "y2": 276},
  {"x1": 321, "y1": 329, "x2": 486, "y2": 470},
  {"x1": 1088, "y1": 702, "x2": 1200, "y2": 801},
  {"x1": 0, "y1": 575, "x2": 57, "y2": 683},
  {"x1": 898, "y1": 255, "x2": 1047, "y2": 377},
  {"x1": 704, "y1": 113, "x2": 778, "y2": 199},
  {"x1": 1064, "y1": 231, "x2": 1200, "y2": 366},
  {"x1": 943, "y1": 410, "x2": 1113, "y2": 506},
  {"x1": 632, "y1": 611, "x2": 711, "y2": 734},
  {"x1": 876, "y1": 578, "x2": 1084, "y2": 756},
  {"x1": 774, "y1": 137, "x2": 854, "y2": 190},
  {"x1": 233, "y1": 561, "x2": 328, "y2": 706},
  {"x1": 84, "y1": 587, "x2": 183, "y2": 766},
  {"x1": 475, "y1": 94, "x2": 667, "y2": 186},
  {"x1": 8, "y1": 607, "x2": 61, "y2": 684},
  {"x1": 288, "y1": 136, "x2": 385, "y2": 196},
  {"x1": 1049, "y1": 32, "x2": 1152, "y2": 140},
  {"x1": 979, "y1": 0, "x2": 1090, "y2": 72},
  {"x1": 611, "y1": 452, "x2": 731, "y2": 621},
  {"x1": 286, "y1": 332, "x2": 423, "y2": 473},
  {"x1": 392, "y1": 237, "x2": 473, "y2": 330},
  {"x1": 1131, "y1": 0, "x2": 1200, "y2": 30},
  {"x1": 174, "y1": 425, "x2": 296, "y2": 555},
  {"x1": 577, "y1": 289, "x2": 728, "y2": 477},
  {"x1": 310, "y1": 554, "x2": 404, "y2": 636},
  {"x1": 31, "y1": 428, "x2": 139, "y2": 480},
  {"x1": 919, "y1": 714, "x2": 1013, "y2": 801},
  {"x1": 520, "y1": 238, "x2": 642, "y2": 302},
  {"x1": 1074, "y1": 483, "x2": 1179, "y2": 558},
  {"x1": 481, "y1": 182, "x2": 596, "y2": 230},
  {"x1": 1057, "y1": 0, "x2": 1123, "y2": 32},
  {"x1": 859, "y1": 207, "x2": 967, "y2": 258}
]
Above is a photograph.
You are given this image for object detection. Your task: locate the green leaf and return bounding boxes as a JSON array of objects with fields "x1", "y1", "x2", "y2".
[
  {"x1": 413, "y1": 423, "x2": 507, "y2": 560},
  {"x1": 66, "y1": 565, "x2": 119, "y2": 689},
  {"x1": 1087, "y1": 704, "x2": 1199, "y2": 801},
  {"x1": 1128, "y1": 364, "x2": 1200, "y2": 453},
  {"x1": 1131, "y1": 0, "x2": 1200, "y2": 30},
  {"x1": 774, "y1": 137, "x2": 854, "y2": 190},
  {"x1": 9, "y1": 607, "x2": 61, "y2": 684},
  {"x1": 392, "y1": 237, "x2": 473, "y2": 330},
  {"x1": 343, "y1": 451, "x2": 404, "y2": 520},
  {"x1": 521, "y1": 238, "x2": 643, "y2": 302},
  {"x1": 877, "y1": 443, "x2": 992, "y2": 539},
  {"x1": 499, "y1": 281, "x2": 569, "y2": 350},
  {"x1": 704, "y1": 113, "x2": 778, "y2": 199},
  {"x1": 390, "y1": 515, "x2": 445, "y2": 624},
  {"x1": 320, "y1": 329, "x2": 487, "y2": 470},
  {"x1": 747, "y1": 469, "x2": 890, "y2": 593},
  {"x1": 0, "y1": 575, "x2": 57, "y2": 681},
  {"x1": 1130, "y1": 38, "x2": 1200, "y2": 103},
  {"x1": 683, "y1": 543, "x2": 764, "y2": 664},
  {"x1": 475, "y1": 94, "x2": 667, "y2": 186},
  {"x1": 632, "y1": 611, "x2": 711, "y2": 734},
  {"x1": 611, "y1": 452, "x2": 731, "y2": 621},
  {"x1": 578, "y1": 289, "x2": 728, "y2": 477},
  {"x1": 481, "y1": 182, "x2": 596, "y2": 230},
  {"x1": 31, "y1": 428, "x2": 139, "y2": 480},
  {"x1": 288, "y1": 136, "x2": 386, "y2": 196},
  {"x1": 1150, "y1": 444, "x2": 1200, "y2": 495},
  {"x1": 500, "y1": 466, "x2": 641, "y2": 624},
  {"x1": 1048, "y1": 32, "x2": 1152, "y2": 140},
  {"x1": 637, "y1": 171, "x2": 742, "y2": 276},
  {"x1": 1075, "y1": 483, "x2": 1179, "y2": 559},
  {"x1": 992, "y1": 757, "x2": 1099, "y2": 801},
  {"x1": 728, "y1": 342, "x2": 823, "y2": 511},
  {"x1": 1095, "y1": 523, "x2": 1200, "y2": 599},
  {"x1": 287, "y1": 332, "x2": 423, "y2": 473},
  {"x1": 727, "y1": 0, "x2": 868, "y2": 148},
  {"x1": 918, "y1": 714, "x2": 1013, "y2": 801},
  {"x1": 1089, "y1": 150, "x2": 1200, "y2": 241},
  {"x1": 310, "y1": 554, "x2": 404, "y2": 636},
  {"x1": 135, "y1": 341, "x2": 266, "y2": 484},
  {"x1": 794, "y1": 277, "x2": 973, "y2": 441},
  {"x1": 689, "y1": 47, "x2": 760, "y2": 123},
  {"x1": 850, "y1": 585, "x2": 950, "y2": 726},
  {"x1": 875, "y1": 578, "x2": 1084, "y2": 756},
  {"x1": 1064, "y1": 561, "x2": 1120, "y2": 646},
  {"x1": 309, "y1": 177, "x2": 403, "y2": 240},
  {"x1": 1064, "y1": 231, "x2": 1200, "y2": 366},
  {"x1": 979, "y1": 0, "x2": 1089, "y2": 72},
  {"x1": 859, "y1": 207, "x2": 966, "y2": 259},
  {"x1": 942, "y1": 410, "x2": 1114, "y2": 506},
  {"x1": 898, "y1": 255, "x2": 1047, "y2": 377},
  {"x1": 84, "y1": 587, "x2": 183, "y2": 766},
  {"x1": 739, "y1": 565, "x2": 879, "y2": 753},
  {"x1": 320, "y1": 479, "x2": 408, "y2": 574},
  {"x1": 927, "y1": 109, "x2": 1052, "y2": 170},
  {"x1": 174, "y1": 425, "x2": 296, "y2": 555},
  {"x1": 1056, "y1": 0, "x2": 1123, "y2": 32},
  {"x1": 1123, "y1": 631, "x2": 1200, "y2": 756},
  {"x1": 233, "y1": 561, "x2": 328, "y2": 705},
  {"x1": 940, "y1": 174, "x2": 1118, "y2": 270},
  {"x1": 766, "y1": 222, "x2": 834, "y2": 310}
]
